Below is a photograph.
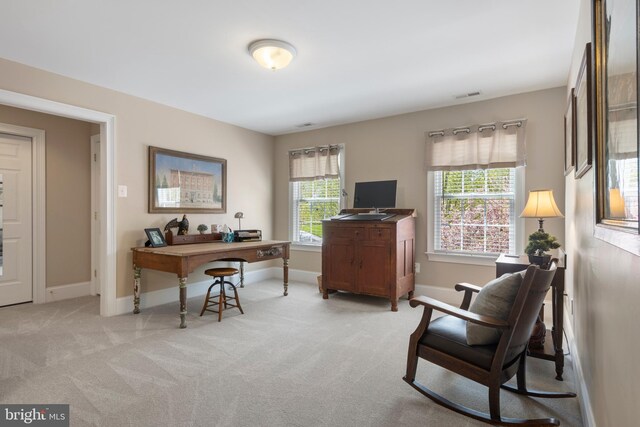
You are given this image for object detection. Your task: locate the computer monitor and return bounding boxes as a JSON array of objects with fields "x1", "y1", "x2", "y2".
[{"x1": 353, "y1": 180, "x2": 397, "y2": 209}]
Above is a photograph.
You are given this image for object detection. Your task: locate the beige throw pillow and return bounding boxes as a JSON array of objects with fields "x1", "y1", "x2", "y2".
[{"x1": 466, "y1": 272, "x2": 524, "y2": 346}]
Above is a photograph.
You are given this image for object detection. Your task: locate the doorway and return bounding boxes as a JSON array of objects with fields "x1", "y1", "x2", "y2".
[{"x1": 0, "y1": 88, "x2": 116, "y2": 316}]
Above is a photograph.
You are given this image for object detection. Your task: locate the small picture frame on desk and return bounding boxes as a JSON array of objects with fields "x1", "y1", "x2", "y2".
[{"x1": 145, "y1": 228, "x2": 167, "y2": 247}]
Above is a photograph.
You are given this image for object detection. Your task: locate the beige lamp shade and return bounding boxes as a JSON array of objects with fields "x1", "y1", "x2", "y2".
[
  {"x1": 609, "y1": 188, "x2": 626, "y2": 218},
  {"x1": 520, "y1": 189, "x2": 564, "y2": 219},
  {"x1": 248, "y1": 39, "x2": 296, "y2": 71}
]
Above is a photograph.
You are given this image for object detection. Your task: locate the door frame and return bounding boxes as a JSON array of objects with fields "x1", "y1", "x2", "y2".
[
  {"x1": 0, "y1": 89, "x2": 117, "y2": 317},
  {"x1": 0, "y1": 123, "x2": 45, "y2": 304},
  {"x1": 90, "y1": 134, "x2": 100, "y2": 296}
]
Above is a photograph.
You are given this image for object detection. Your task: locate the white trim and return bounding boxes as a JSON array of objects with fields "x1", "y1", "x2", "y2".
[
  {"x1": 116, "y1": 267, "x2": 279, "y2": 315},
  {"x1": 563, "y1": 311, "x2": 596, "y2": 427},
  {"x1": 0, "y1": 88, "x2": 117, "y2": 317},
  {"x1": 414, "y1": 283, "x2": 461, "y2": 305},
  {"x1": 90, "y1": 134, "x2": 100, "y2": 296},
  {"x1": 291, "y1": 244, "x2": 321, "y2": 253},
  {"x1": 44, "y1": 281, "x2": 92, "y2": 303},
  {"x1": 0, "y1": 122, "x2": 46, "y2": 305},
  {"x1": 282, "y1": 268, "x2": 320, "y2": 284},
  {"x1": 426, "y1": 252, "x2": 498, "y2": 266}
]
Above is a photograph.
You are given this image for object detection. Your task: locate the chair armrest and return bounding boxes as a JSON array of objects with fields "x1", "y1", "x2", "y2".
[
  {"x1": 454, "y1": 283, "x2": 482, "y2": 293},
  {"x1": 454, "y1": 282, "x2": 482, "y2": 310},
  {"x1": 409, "y1": 296, "x2": 510, "y2": 330}
]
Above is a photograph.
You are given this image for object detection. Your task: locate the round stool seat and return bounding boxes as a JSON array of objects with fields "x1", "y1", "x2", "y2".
[{"x1": 205, "y1": 267, "x2": 239, "y2": 277}]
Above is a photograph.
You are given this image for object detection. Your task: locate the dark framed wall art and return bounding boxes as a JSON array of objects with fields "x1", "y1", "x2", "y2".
[
  {"x1": 574, "y1": 43, "x2": 595, "y2": 179},
  {"x1": 148, "y1": 146, "x2": 227, "y2": 214},
  {"x1": 565, "y1": 88, "x2": 576, "y2": 175}
]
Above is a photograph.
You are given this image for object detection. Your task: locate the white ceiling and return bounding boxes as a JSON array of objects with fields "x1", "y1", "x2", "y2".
[{"x1": 0, "y1": 0, "x2": 580, "y2": 136}]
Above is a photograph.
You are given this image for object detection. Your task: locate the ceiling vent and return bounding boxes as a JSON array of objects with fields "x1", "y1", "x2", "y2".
[
  {"x1": 296, "y1": 122, "x2": 315, "y2": 128},
  {"x1": 454, "y1": 91, "x2": 481, "y2": 100}
]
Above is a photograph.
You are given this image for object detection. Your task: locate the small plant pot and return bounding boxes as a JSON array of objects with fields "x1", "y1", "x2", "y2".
[{"x1": 528, "y1": 254, "x2": 551, "y2": 266}]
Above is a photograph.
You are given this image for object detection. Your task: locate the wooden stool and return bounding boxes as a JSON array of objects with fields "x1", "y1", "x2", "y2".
[{"x1": 199, "y1": 267, "x2": 244, "y2": 321}]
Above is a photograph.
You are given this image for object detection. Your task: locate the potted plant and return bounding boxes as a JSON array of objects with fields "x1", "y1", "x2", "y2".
[
  {"x1": 524, "y1": 230, "x2": 561, "y2": 265},
  {"x1": 196, "y1": 224, "x2": 208, "y2": 235}
]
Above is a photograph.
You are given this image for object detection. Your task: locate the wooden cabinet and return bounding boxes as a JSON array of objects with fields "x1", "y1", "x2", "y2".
[{"x1": 321, "y1": 209, "x2": 415, "y2": 311}]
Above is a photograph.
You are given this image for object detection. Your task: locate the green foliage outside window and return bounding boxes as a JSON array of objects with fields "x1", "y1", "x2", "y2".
[
  {"x1": 437, "y1": 168, "x2": 514, "y2": 254},
  {"x1": 293, "y1": 178, "x2": 341, "y2": 243}
]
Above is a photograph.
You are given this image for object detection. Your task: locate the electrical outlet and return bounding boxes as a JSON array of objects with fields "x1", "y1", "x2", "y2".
[{"x1": 415, "y1": 263, "x2": 421, "y2": 273}]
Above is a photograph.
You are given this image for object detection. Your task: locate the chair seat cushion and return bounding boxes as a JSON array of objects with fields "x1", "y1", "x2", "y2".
[
  {"x1": 466, "y1": 271, "x2": 524, "y2": 345},
  {"x1": 420, "y1": 315, "x2": 497, "y2": 370}
]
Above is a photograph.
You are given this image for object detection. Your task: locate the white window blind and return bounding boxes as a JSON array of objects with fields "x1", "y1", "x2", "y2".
[
  {"x1": 434, "y1": 168, "x2": 516, "y2": 255},
  {"x1": 426, "y1": 120, "x2": 527, "y2": 171}
]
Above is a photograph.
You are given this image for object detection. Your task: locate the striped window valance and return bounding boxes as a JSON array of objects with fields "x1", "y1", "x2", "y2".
[
  {"x1": 289, "y1": 145, "x2": 341, "y2": 182},
  {"x1": 426, "y1": 119, "x2": 527, "y2": 171}
]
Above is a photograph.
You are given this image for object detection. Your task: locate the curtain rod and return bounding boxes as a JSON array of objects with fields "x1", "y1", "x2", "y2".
[
  {"x1": 289, "y1": 144, "x2": 340, "y2": 156},
  {"x1": 427, "y1": 120, "x2": 524, "y2": 138}
]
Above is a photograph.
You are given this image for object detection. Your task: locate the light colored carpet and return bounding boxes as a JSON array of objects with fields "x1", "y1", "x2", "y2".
[{"x1": 0, "y1": 280, "x2": 583, "y2": 426}]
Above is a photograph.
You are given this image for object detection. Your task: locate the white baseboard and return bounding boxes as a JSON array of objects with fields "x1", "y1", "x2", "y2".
[
  {"x1": 284, "y1": 267, "x2": 320, "y2": 285},
  {"x1": 45, "y1": 281, "x2": 92, "y2": 303},
  {"x1": 414, "y1": 283, "x2": 461, "y2": 305},
  {"x1": 564, "y1": 311, "x2": 596, "y2": 427},
  {"x1": 115, "y1": 267, "x2": 280, "y2": 315}
]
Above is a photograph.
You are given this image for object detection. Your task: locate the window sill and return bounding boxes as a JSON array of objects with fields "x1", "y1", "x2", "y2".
[
  {"x1": 292, "y1": 243, "x2": 322, "y2": 253},
  {"x1": 426, "y1": 252, "x2": 499, "y2": 267}
]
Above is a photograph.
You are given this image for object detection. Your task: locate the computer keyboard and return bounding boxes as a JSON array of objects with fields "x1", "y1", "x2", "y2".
[{"x1": 340, "y1": 214, "x2": 393, "y2": 221}]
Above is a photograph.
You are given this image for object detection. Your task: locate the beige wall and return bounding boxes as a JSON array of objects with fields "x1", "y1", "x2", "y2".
[
  {"x1": 274, "y1": 88, "x2": 567, "y2": 288},
  {"x1": 0, "y1": 58, "x2": 275, "y2": 298},
  {"x1": 0, "y1": 104, "x2": 92, "y2": 287},
  {"x1": 564, "y1": 1, "x2": 640, "y2": 425}
]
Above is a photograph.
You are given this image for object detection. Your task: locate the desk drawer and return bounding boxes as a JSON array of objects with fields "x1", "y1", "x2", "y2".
[
  {"x1": 368, "y1": 228, "x2": 391, "y2": 241},
  {"x1": 326, "y1": 227, "x2": 364, "y2": 240}
]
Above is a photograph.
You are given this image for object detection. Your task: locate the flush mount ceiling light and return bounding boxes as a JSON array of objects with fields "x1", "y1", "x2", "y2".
[{"x1": 248, "y1": 39, "x2": 296, "y2": 71}]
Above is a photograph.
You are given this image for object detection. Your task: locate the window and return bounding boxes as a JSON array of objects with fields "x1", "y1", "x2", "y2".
[
  {"x1": 433, "y1": 168, "x2": 518, "y2": 256},
  {"x1": 291, "y1": 178, "x2": 342, "y2": 245},
  {"x1": 288, "y1": 145, "x2": 343, "y2": 246}
]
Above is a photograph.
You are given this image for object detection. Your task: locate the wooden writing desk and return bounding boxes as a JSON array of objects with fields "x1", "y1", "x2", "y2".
[{"x1": 132, "y1": 240, "x2": 290, "y2": 328}]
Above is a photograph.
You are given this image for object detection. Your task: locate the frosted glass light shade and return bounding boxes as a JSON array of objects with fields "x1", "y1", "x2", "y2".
[
  {"x1": 520, "y1": 189, "x2": 564, "y2": 218},
  {"x1": 248, "y1": 39, "x2": 296, "y2": 70}
]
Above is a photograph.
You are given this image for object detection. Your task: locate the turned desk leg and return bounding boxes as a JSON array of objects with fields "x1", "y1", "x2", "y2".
[
  {"x1": 179, "y1": 277, "x2": 188, "y2": 329},
  {"x1": 239, "y1": 262, "x2": 245, "y2": 288},
  {"x1": 391, "y1": 298, "x2": 399, "y2": 312},
  {"x1": 133, "y1": 267, "x2": 141, "y2": 314},
  {"x1": 283, "y1": 258, "x2": 289, "y2": 296}
]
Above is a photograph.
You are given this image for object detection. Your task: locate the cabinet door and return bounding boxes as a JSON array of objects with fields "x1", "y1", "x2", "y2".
[
  {"x1": 357, "y1": 240, "x2": 391, "y2": 296},
  {"x1": 324, "y1": 237, "x2": 358, "y2": 292}
]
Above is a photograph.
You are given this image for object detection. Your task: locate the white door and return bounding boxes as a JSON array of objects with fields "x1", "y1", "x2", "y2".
[{"x1": 0, "y1": 132, "x2": 33, "y2": 306}]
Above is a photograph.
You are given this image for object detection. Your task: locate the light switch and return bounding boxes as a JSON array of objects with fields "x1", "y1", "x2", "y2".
[{"x1": 118, "y1": 185, "x2": 128, "y2": 198}]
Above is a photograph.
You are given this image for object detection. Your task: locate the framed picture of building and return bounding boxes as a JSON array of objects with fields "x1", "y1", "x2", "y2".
[{"x1": 148, "y1": 146, "x2": 226, "y2": 213}]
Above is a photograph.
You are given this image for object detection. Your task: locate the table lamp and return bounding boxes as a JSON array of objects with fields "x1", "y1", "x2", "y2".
[{"x1": 520, "y1": 189, "x2": 564, "y2": 232}]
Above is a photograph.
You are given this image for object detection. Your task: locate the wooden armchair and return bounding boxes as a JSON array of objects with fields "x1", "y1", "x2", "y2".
[{"x1": 403, "y1": 262, "x2": 576, "y2": 426}]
